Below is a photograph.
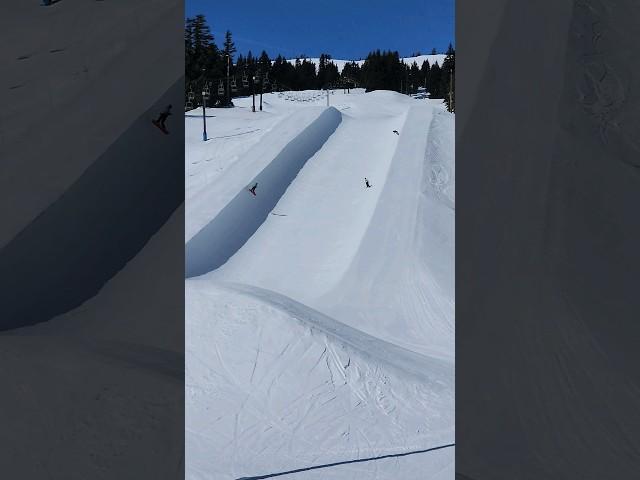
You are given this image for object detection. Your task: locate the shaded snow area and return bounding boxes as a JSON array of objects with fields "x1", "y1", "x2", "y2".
[
  {"x1": 186, "y1": 89, "x2": 454, "y2": 479},
  {"x1": 2, "y1": 1, "x2": 184, "y2": 477}
]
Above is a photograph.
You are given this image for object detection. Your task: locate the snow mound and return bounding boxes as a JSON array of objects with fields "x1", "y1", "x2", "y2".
[{"x1": 186, "y1": 281, "x2": 453, "y2": 480}]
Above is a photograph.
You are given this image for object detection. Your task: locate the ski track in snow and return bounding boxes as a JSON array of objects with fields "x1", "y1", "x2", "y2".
[{"x1": 185, "y1": 89, "x2": 454, "y2": 479}]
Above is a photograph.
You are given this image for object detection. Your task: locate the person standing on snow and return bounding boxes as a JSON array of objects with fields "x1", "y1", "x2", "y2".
[
  {"x1": 249, "y1": 182, "x2": 258, "y2": 196},
  {"x1": 364, "y1": 178, "x2": 371, "y2": 188}
]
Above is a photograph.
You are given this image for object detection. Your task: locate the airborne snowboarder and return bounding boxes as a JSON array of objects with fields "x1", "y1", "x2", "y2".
[
  {"x1": 393, "y1": 130, "x2": 399, "y2": 135},
  {"x1": 249, "y1": 182, "x2": 258, "y2": 196},
  {"x1": 364, "y1": 178, "x2": 371, "y2": 188},
  {"x1": 152, "y1": 104, "x2": 172, "y2": 133}
]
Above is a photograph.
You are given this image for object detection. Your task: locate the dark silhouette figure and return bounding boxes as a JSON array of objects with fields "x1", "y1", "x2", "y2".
[
  {"x1": 155, "y1": 104, "x2": 172, "y2": 129},
  {"x1": 364, "y1": 178, "x2": 371, "y2": 188},
  {"x1": 393, "y1": 130, "x2": 399, "y2": 135},
  {"x1": 249, "y1": 182, "x2": 258, "y2": 196}
]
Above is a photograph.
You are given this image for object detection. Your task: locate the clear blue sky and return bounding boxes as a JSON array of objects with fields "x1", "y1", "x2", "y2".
[{"x1": 186, "y1": 0, "x2": 454, "y2": 60}]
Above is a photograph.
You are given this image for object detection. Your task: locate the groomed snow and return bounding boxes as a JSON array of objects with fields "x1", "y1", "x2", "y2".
[{"x1": 186, "y1": 88, "x2": 454, "y2": 479}]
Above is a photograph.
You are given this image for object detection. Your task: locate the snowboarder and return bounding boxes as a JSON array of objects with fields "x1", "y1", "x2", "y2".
[
  {"x1": 153, "y1": 104, "x2": 172, "y2": 133},
  {"x1": 249, "y1": 182, "x2": 258, "y2": 196},
  {"x1": 364, "y1": 178, "x2": 371, "y2": 188},
  {"x1": 393, "y1": 130, "x2": 399, "y2": 135}
]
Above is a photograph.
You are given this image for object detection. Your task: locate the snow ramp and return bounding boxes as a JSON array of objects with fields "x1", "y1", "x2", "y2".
[
  {"x1": 320, "y1": 104, "x2": 455, "y2": 359},
  {"x1": 186, "y1": 280, "x2": 453, "y2": 480},
  {"x1": 185, "y1": 107, "x2": 342, "y2": 278}
]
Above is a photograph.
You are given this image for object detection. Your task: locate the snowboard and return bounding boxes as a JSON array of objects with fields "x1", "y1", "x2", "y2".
[
  {"x1": 247, "y1": 188, "x2": 256, "y2": 196},
  {"x1": 152, "y1": 119, "x2": 169, "y2": 135}
]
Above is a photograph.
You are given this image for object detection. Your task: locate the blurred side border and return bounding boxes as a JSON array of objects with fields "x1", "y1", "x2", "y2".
[{"x1": 0, "y1": 1, "x2": 185, "y2": 478}]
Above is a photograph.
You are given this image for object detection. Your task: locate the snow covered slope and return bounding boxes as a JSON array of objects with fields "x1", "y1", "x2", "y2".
[
  {"x1": 187, "y1": 282, "x2": 453, "y2": 480},
  {"x1": 2, "y1": 1, "x2": 183, "y2": 477},
  {"x1": 1, "y1": 0, "x2": 184, "y2": 329},
  {"x1": 186, "y1": 89, "x2": 454, "y2": 479},
  {"x1": 1, "y1": 0, "x2": 182, "y2": 247}
]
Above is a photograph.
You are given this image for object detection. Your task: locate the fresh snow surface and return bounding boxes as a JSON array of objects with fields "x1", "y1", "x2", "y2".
[
  {"x1": 273, "y1": 55, "x2": 447, "y2": 74},
  {"x1": 186, "y1": 88, "x2": 454, "y2": 479}
]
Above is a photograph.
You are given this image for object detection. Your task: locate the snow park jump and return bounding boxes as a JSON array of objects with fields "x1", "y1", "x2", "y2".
[{"x1": 185, "y1": 84, "x2": 455, "y2": 479}]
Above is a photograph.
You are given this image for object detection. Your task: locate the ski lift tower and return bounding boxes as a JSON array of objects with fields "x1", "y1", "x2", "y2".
[
  {"x1": 252, "y1": 75, "x2": 257, "y2": 112},
  {"x1": 225, "y1": 53, "x2": 231, "y2": 107},
  {"x1": 260, "y1": 73, "x2": 264, "y2": 111},
  {"x1": 201, "y1": 69, "x2": 209, "y2": 141}
]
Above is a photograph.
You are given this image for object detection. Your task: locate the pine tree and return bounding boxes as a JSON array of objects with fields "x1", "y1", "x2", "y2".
[
  {"x1": 258, "y1": 50, "x2": 271, "y2": 72},
  {"x1": 257, "y1": 51, "x2": 271, "y2": 89},
  {"x1": 236, "y1": 54, "x2": 248, "y2": 93},
  {"x1": 441, "y1": 43, "x2": 455, "y2": 112},
  {"x1": 294, "y1": 59, "x2": 316, "y2": 90},
  {"x1": 420, "y1": 59, "x2": 430, "y2": 91},
  {"x1": 317, "y1": 53, "x2": 339, "y2": 88},
  {"x1": 342, "y1": 61, "x2": 362, "y2": 86},
  {"x1": 185, "y1": 18, "x2": 195, "y2": 63},
  {"x1": 361, "y1": 49, "x2": 408, "y2": 93},
  {"x1": 185, "y1": 15, "x2": 221, "y2": 104},
  {"x1": 223, "y1": 30, "x2": 237, "y2": 62},
  {"x1": 429, "y1": 62, "x2": 442, "y2": 98},
  {"x1": 409, "y1": 62, "x2": 420, "y2": 94}
]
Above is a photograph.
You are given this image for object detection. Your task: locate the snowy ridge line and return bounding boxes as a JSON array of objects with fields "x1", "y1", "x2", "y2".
[
  {"x1": 185, "y1": 107, "x2": 342, "y2": 277},
  {"x1": 236, "y1": 443, "x2": 455, "y2": 479},
  {"x1": 207, "y1": 281, "x2": 452, "y2": 382},
  {"x1": 271, "y1": 54, "x2": 448, "y2": 74}
]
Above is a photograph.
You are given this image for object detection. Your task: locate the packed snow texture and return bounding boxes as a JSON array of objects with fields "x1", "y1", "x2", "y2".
[{"x1": 186, "y1": 89, "x2": 454, "y2": 479}]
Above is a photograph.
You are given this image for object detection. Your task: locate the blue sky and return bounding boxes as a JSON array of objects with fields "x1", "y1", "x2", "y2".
[{"x1": 186, "y1": 0, "x2": 454, "y2": 60}]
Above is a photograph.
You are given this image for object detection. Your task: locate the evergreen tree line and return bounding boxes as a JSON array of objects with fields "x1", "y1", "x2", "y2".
[{"x1": 185, "y1": 15, "x2": 454, "y2": 111}]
